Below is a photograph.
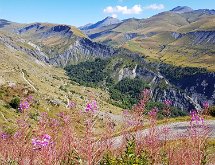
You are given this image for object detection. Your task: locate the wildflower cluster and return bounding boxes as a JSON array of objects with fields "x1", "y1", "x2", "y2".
[
  {"x1": 18, "y1": 100, "x2": 30, "y2": 112},
  {"x1": 18, "y1": 96, "x2": 33, "y2": 112},
  {"x1": 190, "y1": 110, "x2": 204, "y2": 125},
  {"x1": 32, "y1": 134, "x2": 52, "y2": 150},
  {"x1": 85, "y1": 100, "x2": 98, "y2": 113},
  {"x1": 0, "y1": 94, "x2": 213, "y2": 164}
]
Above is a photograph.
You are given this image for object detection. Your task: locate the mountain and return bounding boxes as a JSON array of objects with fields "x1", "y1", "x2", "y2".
[
  {"x1": 0, "y1": 6, "x2": 215, "y2": 112},
  {"x1": 79, "y1": 23, "x2": 93, "y2": 30},
  {"x1": 80, "y1": 7, "x2": 215, "y2": 71},
  {"x1": 170, "y1": 6, "x2": 194, "y2": 13},
  {"x1": 80, "y1": 17, "x2": 121, "y2": 30},
  {"x1": 0, "y1": 21, "x2": 117, "y2": 66}
]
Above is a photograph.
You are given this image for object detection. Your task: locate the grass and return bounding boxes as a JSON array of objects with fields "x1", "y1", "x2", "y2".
[{"x1": 0, "y1": 39, "x2": 124, "y2": 131}]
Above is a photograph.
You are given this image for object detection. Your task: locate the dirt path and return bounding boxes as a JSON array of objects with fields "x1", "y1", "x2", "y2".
[
  {"x1": 21, "y1": 71, "x2": 37, "y2": 92},
  {"x1": 111, "y1": 120, "x2": 215, "y2": 147}
]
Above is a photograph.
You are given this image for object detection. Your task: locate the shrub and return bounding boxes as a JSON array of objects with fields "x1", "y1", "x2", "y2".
[
  {"x1": 9, "y1": 96, "x2": 20, "y2": 109},
  {"x1": 209, "y1": 106, "x2": 215, "y2": 117}
]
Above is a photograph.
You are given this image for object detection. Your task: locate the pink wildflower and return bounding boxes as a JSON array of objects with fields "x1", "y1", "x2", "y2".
[
  {"x1": 148, "y1": 107, "x2": 158, "y2": 118},
  {"x1": 1, "y1": 133, "x2": 8, "y2": 140},
  {"x1": 67, "y1": 101, "x2": 76, "y2": 109},
  {"x1": 190, "y1": 110, "x2": 204, "y2": 125},
  {"x1": 143, "y1": 89, "x2": 151, "y2": 97},
  {"x1": 202, "y1": 101, "x2": 209, "y2": 109},
  {"x1": 164, "y1": 99, "x2": 172, "y2": 106},
  {"x1": 85, "y1": 100, "x2": 98, "y2": 113},
  {"x1": 32, "y1": 134, "x2": 52, "y2": 150},
  {"x1": 19, "y1": 100, "x2": 30, "y2": 112}
]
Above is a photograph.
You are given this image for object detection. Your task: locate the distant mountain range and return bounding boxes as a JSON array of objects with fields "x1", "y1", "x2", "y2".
[
  {"x1": 80, "y1": 6, "x2": 215, "y2": 71},
  {"x1": 0, "y1": 6, "x2": 215, "y2": 111}
]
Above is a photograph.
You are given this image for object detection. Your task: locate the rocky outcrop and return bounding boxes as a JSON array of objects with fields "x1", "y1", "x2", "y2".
[
  {"x1": 171, "y1": 32, "x2": 183, "y2": 39},
  {"x1": 124, "y1": 33, "x2": 138, "y2": 40},
  {"x1": 49, "y1": 38, "x2": 115, "y2": 66},
  {"x1": 187, "y1": 31, "x2": 215, "y2": 45},
  {"x1": 152, "y1": 86, "x2": 195, "y2": 110},
  {"x1": 0, "y1": 19, "x2": 11, "y2": 28},
  {"x1": 115, "y1": 62, "x2": 199, "y2": 111},
  {"x1": 17, "y1": 23, "x2": 44, "y2": 34},
  {"x1": 0, "y1": 35, "x2": 49, "y2": 63},
  {"x1": 171, "y1": 31, "x2": 215, "y2": 45},
  {"x1": 174, "y1": 73, "x2": 215, "y2": 106},
  {"x1": 118, "y1": 65, "x2": 137, "y2": 81}
]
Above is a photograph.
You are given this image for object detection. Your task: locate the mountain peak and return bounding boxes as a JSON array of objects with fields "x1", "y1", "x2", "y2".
[
  {"x1": 104, "y1": 16, "x2": 114, "y2": 19},
  {"x1": 170, "y1": 6, "x2": 193, "y2": 14},
  {"x1": 80, "y1": 17, "x2": 121, "y2": 30}
]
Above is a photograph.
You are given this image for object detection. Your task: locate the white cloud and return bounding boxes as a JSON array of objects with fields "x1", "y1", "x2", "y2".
[
  {"x1": 103, "y1": 4, "x2": 164, "y2": 16},
  {"x1": 144, "y1": 4, "x2": 165, "y2": 10},
  {"x1": 103, "y1": 5, "x2": 142, "y2": 15},
  {"x1": 112, "y1": 14, "x2": 118, "y2": 18},
  {"x1": 104, "y1": 6, "x2": 114, "y2": 13}
]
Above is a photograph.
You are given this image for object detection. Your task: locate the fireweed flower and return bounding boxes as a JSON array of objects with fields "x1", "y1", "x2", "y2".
[
  {"x1": 85, "y1": 100, "x2": 98, "y2": 113},
  {"x1": 1, "y1": 133, "x2": 8, "y2": 140},
  {"x1": 32, "y1": 134, "x2": 51, "y2": 150},
  {"x1": 67, "y1": 101, "x2": 76, "y2": 109},
  {"x1": 190, "y1": 110, "x2": 204, "y2": 125},
  {"x1": 202, "y1": 101, "x2": 209, "y2": 109},
  {"x1": 19, "y1": 100, "x2": 30, "y2": 112},
  {"x1": 143, "y1": 89, "x2": 151, "y2": 97},
  {"x1": 164, "y1": 99, "x2": 172, "y2": 106},
  {"x1": 148, "y1": 107, "x2": 158, "y2": 120}
]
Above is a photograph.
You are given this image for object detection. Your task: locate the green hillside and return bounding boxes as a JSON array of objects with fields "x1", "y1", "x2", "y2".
[{"x1": 84, "y1": 10, "x2": 215, "y2": 71}]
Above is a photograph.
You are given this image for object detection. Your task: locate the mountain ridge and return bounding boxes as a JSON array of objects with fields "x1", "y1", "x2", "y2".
[
  {"x1": 80, "y1": 16, "x2": 121, "y2": 31},
  {"x1": 170, "y1": 6, "x2": 194, "y2": 13}
]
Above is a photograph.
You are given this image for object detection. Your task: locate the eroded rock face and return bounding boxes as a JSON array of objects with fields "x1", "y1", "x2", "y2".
[
  {"x1": 188, "y1": 31, "x2": 215, "y2": 45},
  {"x1": 49, "y1": 38, "x2": 115, "y2": 66},
  {"x1": 171, "y1": 31, "x2": 215, "y2": 45},
  {"x1": 171, "y1": 32, "x2": 183, "y2": 39},
  {"x1": 118, "y1": 65, "x2": 137, "y2": 81},
  {"x1": 174, "y1": 73, "x2": 215, "y2": 105},
  {"x1": 152, "y1": 86, "x2": 196, "y2": 110},
  {"x1": 17, "y1": 23, "x2": 44, "y2": 34},
  {"x1": 113, "y1": 62, "x2": 199, "y2": 111},
  {"x1": 0, "y1": 35, "x2": 49, "y2": 63}
]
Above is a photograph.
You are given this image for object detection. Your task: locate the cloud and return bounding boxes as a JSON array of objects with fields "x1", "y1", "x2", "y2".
[
  {"x1": 104, "y1": 4, "x2": 165, "y2": 16},
  {"x1": 112, "y1": 14, "x2": 118, "y2": 18},
  {"x1": 144, "y1": 4, "x2": 165, "y2": 10},
  {"x1": 104, "y1": 6, "x2": 114, "y2": 13},
  {"x1": 104, "y1": 5, "x2": 142, "y2": 15}
]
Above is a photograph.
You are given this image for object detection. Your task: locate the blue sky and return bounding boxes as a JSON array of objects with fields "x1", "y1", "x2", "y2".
[{"x1": 0, "y1": 0, "x2": 214, "y2": 27}]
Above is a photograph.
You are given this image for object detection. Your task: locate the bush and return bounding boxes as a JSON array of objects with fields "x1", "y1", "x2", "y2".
[
  {"x1": 9, "y1": 96, "x2": 20, "y2": 109},
  {"x1": 209, "y1": 106, "x2": 215, "y2": 117}
]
